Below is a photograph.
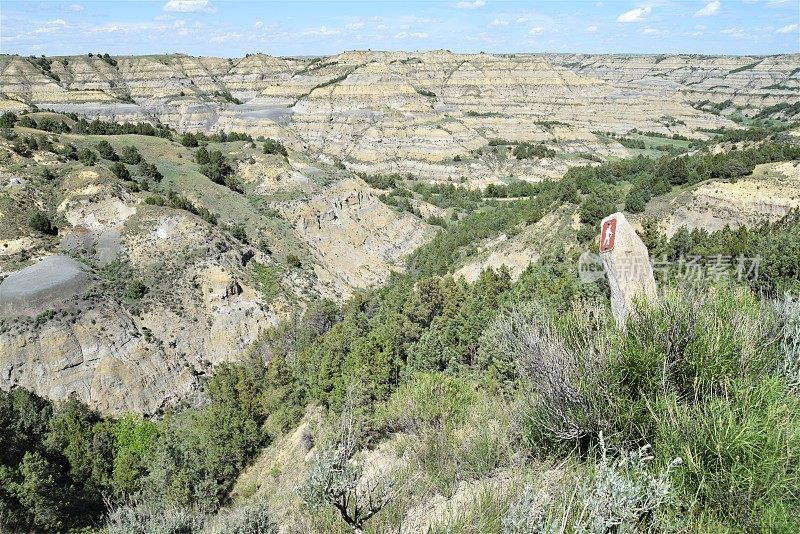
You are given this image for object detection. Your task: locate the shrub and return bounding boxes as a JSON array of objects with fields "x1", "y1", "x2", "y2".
[
  {"x1": 512, "y1": 142, "x2": 555, "y2": 160},
  {"x1": 123, "y1": 280, "x2": 148, "y2": 300},
  {"x1": 262, "y1": 138, "x2": 287, "y2": 156},
  {"x1": 580, "y1": 191, "x2": 616, "y2": 226},
  {"x1": 11, "y1": 137, "x2": 32, "y2": 157},
  {"x1": 106, "y1": 502, "x2": 205, "y2": 534},
  {"x1": 482, "y1": 301, "x2": 607, "y2": 451},
  {"x1": 40, "y1": 167, "x2": 56, "y2": 181},
  {"x1": 120, "y1": 145, "x2": 143, "y2": 165},
  {"x1": 57, "y1": 143, "x2": 78, "y2": 160},
  {"x1": 180, "y1": 132, "x2": 199, "y2": 147},
  {"x1": 228, "y1": 223, "x2": 248, "y2": 244},
  {"x1": 195, "y1": 146, "x2": 210, "y2": 164},
  {"x1": 110, "y1": 162, "x2": 130, "y2": 181},
  {"x1": 0, "y1": 111, "x2": 18, "y2": 128},
  {"x1": 27, "y1": 211, "x2": 54, "y2": 234},
  {"x1": 504, "y1": 285, "x2": 800, "y2": 529},
  {"x1": 775, "y1": 295, "x2": 800, "y2": 390},
  {"x1": 96, "y1": 140, "x2": 119, "y2": 161},
  {"x1": 207, "y1": 500, "x2": 278, "y2": 534},
  {"x1": 502, "y1": 437, "x2": 681, "y2": 533},
  {"x1": 138, "y1": 161, "x2": 163, "y2": 182},
  {"x1": 298, "y1": 389, "x2": 397, "y2": 532},
  {"x1": 78, "y1": 148, "x2": 98, "y2": 166},
  {"x1": 287, "y1": 254, "x2": 302, "y2": 269}
]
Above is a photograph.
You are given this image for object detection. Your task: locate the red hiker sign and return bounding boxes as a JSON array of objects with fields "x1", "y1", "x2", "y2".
[{"x1": 599, "y1": 217, "x2": 617, "y2": 253}]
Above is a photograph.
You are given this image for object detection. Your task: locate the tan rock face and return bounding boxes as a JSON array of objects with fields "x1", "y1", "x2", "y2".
[
  {"x1": 640, "y1": 161, "x2": 800, "y2": 237},
  {"x1": 278, "y1": 178, "x2": 436, "y2": 298}
]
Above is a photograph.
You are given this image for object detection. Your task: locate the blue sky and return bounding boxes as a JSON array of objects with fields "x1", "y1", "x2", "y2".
[{"x1": 1, "y1": 1, "x2": 798, "y2": 57}]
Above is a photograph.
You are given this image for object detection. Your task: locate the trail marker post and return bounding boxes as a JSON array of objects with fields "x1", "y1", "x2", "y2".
[{"x1": 599, "y1": 212, "x2": 657, "y2": 329}]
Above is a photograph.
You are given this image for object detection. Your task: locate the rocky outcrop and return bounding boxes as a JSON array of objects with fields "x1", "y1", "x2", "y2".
[
  {"x1": 641, "y1": 161, "x2": 800, "y2": 237},
  {"x1": 548, "y1": 54, "x2": 800, "y2": 117},
  {"x1": 279, "y1": 178, "x2": 436, "y2": 296}
]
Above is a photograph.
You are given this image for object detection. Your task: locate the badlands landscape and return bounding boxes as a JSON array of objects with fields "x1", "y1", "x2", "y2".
[{"x1": 1, "y1": 49, "x2": 799, "y2": 533}]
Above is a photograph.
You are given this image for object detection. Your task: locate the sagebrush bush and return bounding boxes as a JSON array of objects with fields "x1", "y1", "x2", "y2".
[
  {"x1": 501, "y1": 437, "x2": 680, "y2": 534},
  {"x1": 205, "y1": 499, "x2": 278, "y2": 534},
  {"x1": 482, "y1": 301, "x2": 607, "y2": 452},
  {"x1": 376, "y1": 373, "x2": 517, "y2": 496},
  {"x1": 106, "y1": 501, "x2": 205, "y2": 534},
  {"x1": 775, "y1": 294, "x2": 800, "y2": 390}
]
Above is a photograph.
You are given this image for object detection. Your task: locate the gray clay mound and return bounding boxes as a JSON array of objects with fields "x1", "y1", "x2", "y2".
[{"x1": 0, "y1": 255, "x2": 90, "y2": 317}]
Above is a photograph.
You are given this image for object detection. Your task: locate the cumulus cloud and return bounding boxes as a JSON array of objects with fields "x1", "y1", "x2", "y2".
[
  {"x1": 640, "y1": 27, "x2": 667, "y2": 36},
  {"x1": 490, "y1": 18, "x2": 509, "y2": 26},
  {"x1": 209, "y1": 32, "x2": 242, "y2": 43},
  {"x1": 346, "y1": 21, "x2": 365, "y2": 30},
  {"x1": 516, "y1": 16, "x2": 529, "y2": 23},
  {"x1": 163, "y1": 0, "x2": 215, "y2": 13},
  {"x1": 721, "y1": 27, "x2": 748, "y2": 38},
  {"x1": 394, "y1": 31, "x2": 429, "y2": 38},
  {"x1": 33, "y1": 19, "x2": 67, "y2": 33},
  {"x1": 586, "y1": 25, "x2": 598, "y2": 32},
  {"x1": 455, "y1": 0, "x2": 485, "y2": 9},
  {"x1": 67, "y1": 4, "x2": 83, "y2": 11},
  {"x1": 775, "y1": 23, "x2": 798, "y2": 33},
  {"x1": 253, "y1": 21, "x2": 263, "y2": 29},
  {"x1": 616, "y1": 7, "x2": 651, "y2": 22},
  {"x1": 304, "y1": 25, "x2": 340, "y2": 36},
  {"x1": 694, "y1": 1, "x2": 720, "y2": 17},
  {"x1": 529, "y1": 26, "x2": 544, "y2": 34}
]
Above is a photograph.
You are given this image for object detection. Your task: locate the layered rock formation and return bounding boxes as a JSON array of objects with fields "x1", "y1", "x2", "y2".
[{"x1": 7, "y1": 51, "x2": 793, "y2": 178}]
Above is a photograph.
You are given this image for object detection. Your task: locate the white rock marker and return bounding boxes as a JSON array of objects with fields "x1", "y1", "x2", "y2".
[{"x1": 599, "y1": 212, "x2": 657, "y2": 329}]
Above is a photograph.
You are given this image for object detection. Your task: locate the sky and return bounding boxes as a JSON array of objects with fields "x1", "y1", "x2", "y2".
[{"x1": 1, "y1": 1, "x2": 798, "y2": 57}]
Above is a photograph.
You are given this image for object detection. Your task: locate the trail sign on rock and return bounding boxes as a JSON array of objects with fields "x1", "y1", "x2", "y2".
[
  {"x1": 599, "y1": 212, "x2": 657, "y2": 329},
  {"x1": 599, "y1": 218, "x2": 617, "y2": 253}
]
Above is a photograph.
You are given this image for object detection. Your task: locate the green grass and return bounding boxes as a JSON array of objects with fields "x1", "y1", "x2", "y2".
[{"x1": 250, "y1": 261, "x2": 282, "y2": 303}]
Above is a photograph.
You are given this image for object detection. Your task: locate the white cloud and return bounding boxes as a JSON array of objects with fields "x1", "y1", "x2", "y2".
[
  {"x1": 376, "y1": 24, "x2": 388, "y2": 30},
  {"x1": 596, "y1": 2, "x2": 604, "y2": 6},
  {"x1": 33, "y1": 19, "x2": 68, "y2": 33},
  {"x1": 776, "y1": 23, "x2": 798, "y2": 33},
  {"x1": 586, "y1": 25, "x2": 598, "y2": 32},
  {"x1": 721, "y1": 27, "x2": 748, "y2": 38},
  {"x1": 640, "y1": 27, "x2": 667, "y2": 36},
  {"x1": 253, "y1": 21, "x2": 263, "y2": 29},
  {"x1": 209, "y1": 32, "x2": 242, "y2": 43},
  {"x1": 67, "y1": 4, "x2": 83, "y2": 11},
  {"x1": 529, "y1": 26, "x2": 544, "y2": 34},
  {"x1": 163, "y1": 1, "x2": 215, "y2": 13},
  {"x1": 346, "y1": 21, "x2": 365, "y2": 30},
  {"x1": 694, "y1": 1, "x2": 720, "y2": 17},
  {"x1": 304, "y1": 25, "x2": 340, "y2": 36},
  {"x1": 616, "y1": 7, "x2": 651, "y2": 22},
  {"x1": 490, "y1": 18, "x2": 509, "y2": 26},
  {"x1": 516, "y1": 16, "x2": 529, "y2": 23},
  {"x1": 455, "y1": 0, "x2": 485, "y2": 9},
  {"x1": 394, "y1": 31, "x2": 429, "y2": 39}
]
